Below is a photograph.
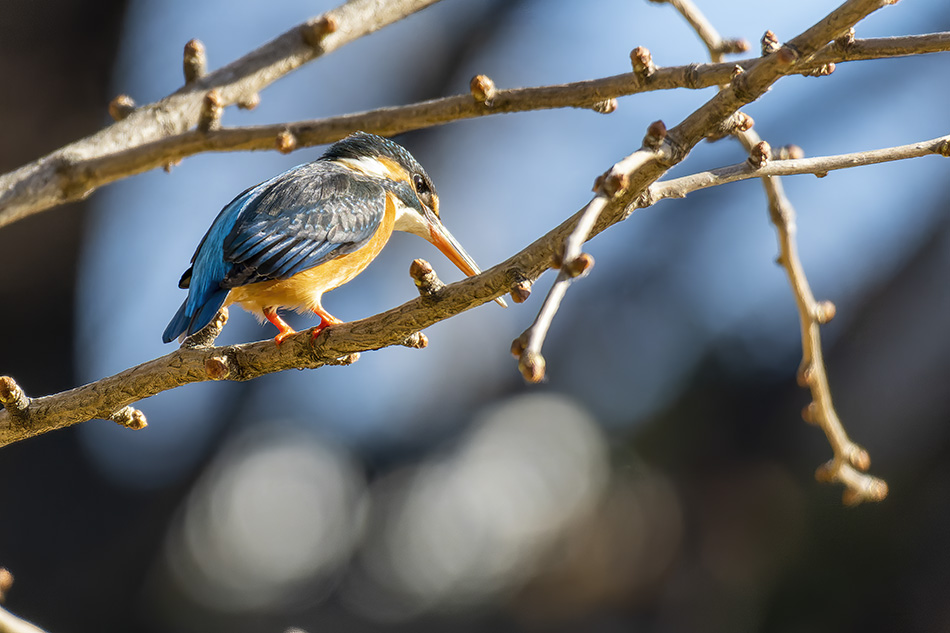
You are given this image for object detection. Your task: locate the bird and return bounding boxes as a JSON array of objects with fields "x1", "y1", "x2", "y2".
[{"x1": 163, "y1": 131, "x2": 503, "y2": 345}]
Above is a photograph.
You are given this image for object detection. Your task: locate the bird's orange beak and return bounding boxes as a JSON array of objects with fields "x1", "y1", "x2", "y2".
[{"x1": 426, "y1": 218, "x2": 508, "y2": 308}]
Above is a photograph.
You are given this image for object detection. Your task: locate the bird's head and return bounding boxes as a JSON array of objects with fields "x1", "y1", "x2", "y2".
[{"x1": 324, "y1": 132, "x2": 506, "y2": 306}]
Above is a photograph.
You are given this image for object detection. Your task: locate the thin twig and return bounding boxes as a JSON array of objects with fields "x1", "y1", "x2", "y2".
[
  {"x1": 652, "y1": 0, "x2": 750, "y2": 58},
  {"x1": 647, "y1": 134, "x2": 950, "y2": 201},
  {"x1": 1, "y1": 32, "x2": 947, "y2": 229},
  {"x1": 762, "y1": 159, "x2": 887, "y2": 505},
  {"x1": 514, "y1": 197, "x2": 607, "y2": 382},
  {"x1": 514, "y1": 142, "x2": 665, "y2": 381},
  {"x1": 655, "y1": 0, "x2": 894, "y2": 503}
]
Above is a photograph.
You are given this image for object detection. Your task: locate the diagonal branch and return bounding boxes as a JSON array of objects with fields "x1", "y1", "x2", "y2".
[
  {"x1": 0, "y1": 0, "x2": 443, "y2": 229},
  {"x1": 0, "y1": 198, "x2": 566, "y2": 446},
  {"x1": 0, "y1": 607, "x2": 48, "y2": 633},
  {"x1": 666, "y1": 0, "x2": 898, "y2": 151},
  {"x1": 1, "y1": 31, "x2": 947, "y2": 230},
  {"x1": 0, "y1": 568, "x2": 50, "y2": 633},
  {"x1": 511, "y1": 0, "x2": 897, "y2": 383}
]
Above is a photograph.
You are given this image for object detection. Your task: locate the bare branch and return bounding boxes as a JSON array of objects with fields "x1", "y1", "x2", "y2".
[
  {"x1": 514, "y1": 197, "x2": 605, "y2": 383},
  {"x1": 655, "y1": 0, "x2": 898, "y2": 503},
  {"x1": 668, "y1": 0, "x2": 898, "y2": 152},
  {"x1": 0, "y1": 608, "x2": 48, "y2": 633},
  {"x1": 1, "y1": 31, "x2": 947, "y2": 230},
  {"x1": 0, "y1": 569, "x2": 49, "y2": 633},
  {"x1": 508, "y1": 0, "x2": 897, "y2": 383},
  {"x1": 513, "y1": 123, "x2": 668, "y2": 382},
  {"x1": 649, "y1": 134, "x2": 950, "y2": 201},
  {"x1": 0, "y1": 0, "x2": 443, "y2": 229},
  {"x1": 0, "y1": 243, "x2": 540, "y2": 446},
  {"x1": 761, "y1": 153, "x2": 888, "y2": 506},
  {"x1": 0, "y1": 123, "x2": 673, "y2": 443},
  {"x1": 650, "y1": 0, "x2": 750, "y2": 59}
]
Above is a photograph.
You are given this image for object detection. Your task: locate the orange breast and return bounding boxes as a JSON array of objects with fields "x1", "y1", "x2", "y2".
[{"x1": 226, "y1": 193, "x2": 397, "y2": 315}]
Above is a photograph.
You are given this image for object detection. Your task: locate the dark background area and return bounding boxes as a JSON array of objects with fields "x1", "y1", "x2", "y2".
[{"x1": 2, "y1": 1, "x2": 950, "y2": 632}]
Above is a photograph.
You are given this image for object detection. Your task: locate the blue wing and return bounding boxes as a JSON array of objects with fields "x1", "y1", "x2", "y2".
[
  {"x1": 162, "y1": 161, "x2": 385, "y2": 343},
  {"x1": 221, "y1": 166, "x2": 385, "y2": 287}
]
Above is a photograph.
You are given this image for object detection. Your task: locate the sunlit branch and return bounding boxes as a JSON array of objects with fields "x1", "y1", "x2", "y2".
[
  {"x1": 0, "y1": 568, "x2": 50, "y2": 633},
  {"x1": 0, "y1": 0, "x2": 444, "y2": 229},
  {"x1": 510, "y1": 0, "x2": 896, "y2": 385},
  {"x1": 647, "y1": 134, "x2": 950, "y2": 202},
  {"x1": 1, "y1": 31, "x2": 947, "y2": 229},
  {"x1": 0, "y1": 607, "x2": 49, "y2": 633}
]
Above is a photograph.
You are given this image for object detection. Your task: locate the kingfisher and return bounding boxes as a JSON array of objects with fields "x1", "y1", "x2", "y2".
[{"x1": 163, "y1": 132, "x2": 502, "y2": 345}]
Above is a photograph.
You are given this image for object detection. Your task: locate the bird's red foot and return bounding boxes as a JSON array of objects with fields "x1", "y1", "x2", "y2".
[
  {"x1": 310, "y1": 309, "x2": 343, "y2": 341},
  {"x1": 274, "y1": 329, "x2": 297, "y2": 345},
  {"x1": 263, "y1": 307, "x2": 296, "y2": 346},
  {"x1": 310, "y1": 322, "x2": 331, "y2": 340}
]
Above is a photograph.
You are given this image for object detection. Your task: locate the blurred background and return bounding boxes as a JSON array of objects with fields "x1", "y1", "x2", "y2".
[{"x1": 2, "y1": 1, "x2": 950, "y2": 631}]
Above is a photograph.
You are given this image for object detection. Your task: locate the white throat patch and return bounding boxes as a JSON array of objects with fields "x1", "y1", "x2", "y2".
[{"x1": 393, "y1": 203, "x2": 431, "y2": 240}]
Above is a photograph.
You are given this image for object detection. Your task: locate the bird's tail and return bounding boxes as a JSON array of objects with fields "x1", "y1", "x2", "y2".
[{"x1": 162, "y1": 288, "x2": 229, "y2": 343}]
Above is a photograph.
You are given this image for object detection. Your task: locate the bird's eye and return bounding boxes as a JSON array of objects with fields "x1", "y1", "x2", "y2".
[{"x1": 412, "y1": 173, "x2": 429, "y2": 195}]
